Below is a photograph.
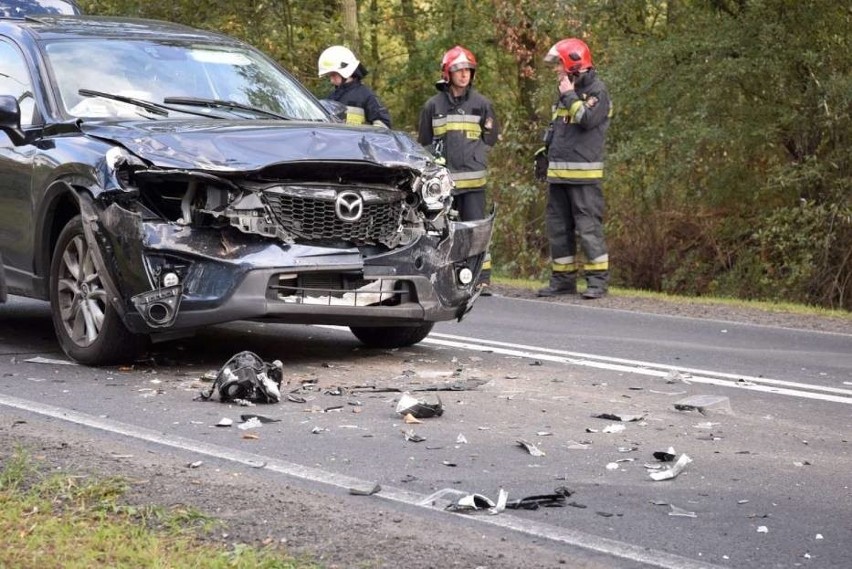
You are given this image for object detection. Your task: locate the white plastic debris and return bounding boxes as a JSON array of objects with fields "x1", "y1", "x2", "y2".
[
  {"x1": 517, "y1": 440, "x2": 546, "y2": 457},
  {"x1": 602, "y1": 424, "x2": 626, "y2": 434},
  {"x1": 606, "y1": 462, "x2": 620, "y2": 471},
  {"x1": 757, "y1": 526, "x2": 768, "y2": 533},
  {"x1": 456, "y1": 433, "x2": 468, "y2": 444},
  {"x1": 216, "y1": 417, "x2": 233, "y2": 427},
  {"x1": 649, "y1": 454, "x2": 693, "y2": 481},
  {"x1": 238, "y1": 416, "x2": 263, "y2": 430},
  {"x1": 668, "y1": 504, "x2": 697, "y2": 518}
]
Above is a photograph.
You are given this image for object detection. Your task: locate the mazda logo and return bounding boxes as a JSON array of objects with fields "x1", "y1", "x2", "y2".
[{"x1": 335, "y1": 191, "x2": 363, "y2": 222}]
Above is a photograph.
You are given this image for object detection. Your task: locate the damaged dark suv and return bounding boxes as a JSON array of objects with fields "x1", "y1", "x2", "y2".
[{"x1": 0, "y1": 16, "x2": 492, "y2": 364}]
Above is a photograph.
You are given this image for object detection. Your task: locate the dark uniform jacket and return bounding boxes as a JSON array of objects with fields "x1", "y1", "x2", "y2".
[
  {"x1": 418, "y1": 86, "x2": 499, "y2": 190},
  {"x1": 546, "y1": 69, "x2": 611, "y2": 184},
  {"x1": 327, "y1": 80, "x2": 391, "y2": 128}
]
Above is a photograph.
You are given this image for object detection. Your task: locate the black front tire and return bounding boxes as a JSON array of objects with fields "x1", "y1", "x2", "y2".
[
  {"x1": 349, "y1": 322, "x2": 435, "y2": 349},
  {"x1": 49, "y1": 215, "x2": 142, "y2": 365}
]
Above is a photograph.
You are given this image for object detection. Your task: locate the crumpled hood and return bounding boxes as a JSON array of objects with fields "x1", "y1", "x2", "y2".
[{"x1": 80, "y1": 119, "x2": 433, "y2": 172}]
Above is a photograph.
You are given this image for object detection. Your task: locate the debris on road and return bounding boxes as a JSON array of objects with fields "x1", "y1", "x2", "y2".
[
  {"x1": 215, "y1": 417, "x2": 233, "y2": 427},
  {"x1": 456, "y1": 433, "x2": 468, "y2": 444},
  {"x1": 653, "y1": 447, "x2": 677, "y2": 462},
  {"x1": 24, "y1": 356, "x2": 76, "y2": 366},
  {"x1": 664, "y1": 370, "x2": 691, "y2": 384},
  {"x1": 198, "y1": 351, "x2": 284, "y2": 404},
  {"x1": 648, "y1": 453, "x2": 693, "y2": 481},
  {"x1": 447, "y1": 489, "x2": 508, "y2": 514},
  {"x1": 668, "y1": 504, "x2": 697, "y2": 518},
  {"x1": 674, "y1": 394, "x2": 733, "y2": 415},
  {"x1": 352, "y1": 377, "x2": 488, "y2": 393},
  {"x1": 517, "y1": 440, "x2": 546, "y2": 457},
  {"x1": 395, "y1": 392, "x2": 444, "y2": 418},
  {"x1": 240, "y1": 414, "x2": 280, "y2": 424},
  {"x1": 187, "y1": 460, "x2": 203, "y2": 468},
  {"x1": 238, "y1": 416, "x2": 263, "y2": 430},
  {"x1": 505, "y1": 488, "x2": 572, "y2": 510},
  {"x1": 592, "y1": 412, "x2": 645, "y2": 422},
  {"x1": 402, "y1": 429, "x2": 426, "y2": 443},
  {"x1": 601, "y1": 424, "x2": 626, "y2": 434},
  {"x1": 403, "y1": 413, "x2": 422, "y2": 424},
  {"x1": 348, "y1": 483, "x2": 381, "y2": 496}
]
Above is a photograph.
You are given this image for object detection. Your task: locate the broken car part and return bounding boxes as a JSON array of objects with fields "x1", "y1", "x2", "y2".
[
  {"x1": 649, "y1": 454, "x2": 693, "y2": 481},
  {"x1": 198, "y1": 351, "x2": 284, "y2": 404},
  {"x1": 395, "y1": 392, "x2": 444, "y2": 418}
]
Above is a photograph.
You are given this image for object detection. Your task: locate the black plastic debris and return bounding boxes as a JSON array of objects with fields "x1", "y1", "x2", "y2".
[
  {"x1": 197, "y1": 351, "x2": 284, "y2": 404},
  {"x1": 395, "y1": 392, "x2": 444, "y2": 418},
  {"x1": 402, "y1": 429, "x2": 426, "y2": 443},
  {"x1": 591, "y1": 412, "x2": 645, "y2": 422},
  {"x1": 505, "y1": 487, "x2": 572, "y2": 510},
  {"x1": 240, "y1": 414, "x2": 281, "y2": 424},
  {"x1": 653, "y1": 447, "x2": 676, "y2": 462}
]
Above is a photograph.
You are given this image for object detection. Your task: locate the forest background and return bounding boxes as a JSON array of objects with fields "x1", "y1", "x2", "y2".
[{"x1": 79, "y1": 0, "x2": 851, "y2": 310}]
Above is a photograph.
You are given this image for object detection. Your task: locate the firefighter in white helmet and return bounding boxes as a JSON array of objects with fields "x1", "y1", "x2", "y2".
[
  {"x1": 317, "y1": 45, "x2": 391, "y2": 128},
  {"x1": 418, "y1": 45, "x2": 500, "y2": 295}
]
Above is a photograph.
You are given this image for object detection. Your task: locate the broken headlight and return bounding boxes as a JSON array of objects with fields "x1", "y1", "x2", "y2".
[{"x1": 414, "y1": 165, "x2": 453, "y2": 214}]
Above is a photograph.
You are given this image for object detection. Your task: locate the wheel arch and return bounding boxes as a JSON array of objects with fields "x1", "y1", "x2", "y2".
[{"x1": 34, "y1": 180, "x2": 90, "y2": 297}]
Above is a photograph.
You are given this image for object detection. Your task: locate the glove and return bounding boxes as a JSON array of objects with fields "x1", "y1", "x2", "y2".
[{"x1": 534, "y1": 147, "x2": 548, "y2": 182}]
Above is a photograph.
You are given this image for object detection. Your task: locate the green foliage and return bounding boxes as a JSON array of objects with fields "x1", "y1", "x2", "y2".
[{"x1": 75, "y1": 0, "x2": 851, "y2": 309}]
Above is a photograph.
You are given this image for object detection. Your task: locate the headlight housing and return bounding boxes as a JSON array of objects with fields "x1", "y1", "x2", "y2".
[{"x1": 414, "y1": 164, "x2": 453, "y2": 214}]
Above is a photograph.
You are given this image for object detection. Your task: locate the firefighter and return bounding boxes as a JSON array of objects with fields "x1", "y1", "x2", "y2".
[
  {"x1": 318, "y1": 45, "x2": 391, "y2": 128},
  {"x1": 537, "y1": 38, "x2": 612, "y2": 299},
  {"x1": 418, "y1": 45, "x2": 499, "y2": 294}
]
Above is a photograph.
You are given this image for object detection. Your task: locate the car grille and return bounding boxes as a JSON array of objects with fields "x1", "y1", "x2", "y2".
[{"x1": 264, "y1": 187, "x2": 403, "y2": 245}]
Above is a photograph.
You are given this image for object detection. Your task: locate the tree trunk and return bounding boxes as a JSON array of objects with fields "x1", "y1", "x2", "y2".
[{"x1": 342, "y1": 0, "x2": 360, "y2": 53}]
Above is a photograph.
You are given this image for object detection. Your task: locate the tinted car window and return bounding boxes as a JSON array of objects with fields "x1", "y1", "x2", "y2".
[
  {"x1": 0, "y1": 39, "x2": 37, "y2": 126},
  {"x1": 0, "y1": 0, "x2": 80, "y2": 17},
  {"x1": 43, "y1": 39, "x2": 328, "y2": 120}
]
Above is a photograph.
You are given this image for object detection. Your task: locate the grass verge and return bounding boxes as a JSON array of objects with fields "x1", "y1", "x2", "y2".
[
  {"x1": 0, "y1": 448, "x2": 319, "y2": 569},
  {"x1": 494, "y1": 276, "x2": 852, "y2": 321}
]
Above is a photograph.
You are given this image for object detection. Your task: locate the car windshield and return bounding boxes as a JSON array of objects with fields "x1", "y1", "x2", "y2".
[
  {"x1": 43, "y1": 38, "x2": 328, "y2": 121},
  {"x1": 1, "y1": 0, "x2": 79, "y2": 17}
]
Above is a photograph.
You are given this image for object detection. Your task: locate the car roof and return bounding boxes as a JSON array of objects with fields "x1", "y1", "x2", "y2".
[
  {"x1": 1, "y1": 0, "x2": 81, "y2": 17},
  {"x1": 0, "y1": 15, "x2": 240, "y2": 45}
]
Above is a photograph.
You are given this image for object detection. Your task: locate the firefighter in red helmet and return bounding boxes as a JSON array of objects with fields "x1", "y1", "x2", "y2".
[
  {"x1": 418, "y1": 45, "x2": 500, "y2": 294},
  {"x1": 536, "y1": 38, "x2": 612, "y2": 299}
]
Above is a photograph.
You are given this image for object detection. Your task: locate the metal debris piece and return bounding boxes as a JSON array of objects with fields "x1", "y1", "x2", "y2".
[
  {"x1": 653, "y1": 447, "x2": 677, "y2": 462},
  {"x1": 674, "y1": 394, "x2": 733, "y2": 415},
  {"x1": 349, "y1": 483, "x2": 381, "y2": 496},
  {"x1": 311, "y1": 426, "x2": 328, "y2": 434},
  {"x1": 187, "y1": 460, "x2": 203, "y2": 468},
  {"x1": 517, "y1": 440, "x2": 546, "y2": 457},
  {"x1": 402, "y1": 429, "x2": 426, "y2": 443},
  {"x1": 442, "y1": 460, "x2": 457, "y2": 467},
  {"x1": 240, "y1": 414, "x2": 280, "y2": 424},
  {"x1": 287, "y1": 393, "x2": 307, "y2": 403},
  {"x1": 395, "y1": 392, "x2": 444, "y2": 418},
  {"x1": 649, "y1": 454, "x2": 693, "y2": 481},
  {"x1": 592, "y1": 412, "x2": 645, "y2": 422}
]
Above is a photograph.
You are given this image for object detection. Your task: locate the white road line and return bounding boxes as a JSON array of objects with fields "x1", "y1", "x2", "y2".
[
  {"x1": 423, "y1": 333, "x2": 852, "y2": 405},
  {"x1": 1, "y1": 393, "x2": 724, "y2": 569}
]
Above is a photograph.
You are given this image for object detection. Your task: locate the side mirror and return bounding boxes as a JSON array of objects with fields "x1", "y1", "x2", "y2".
[
  {"x1": 319, "y1": 99, "x2": 347, "y2": 123},
  {"x1": 0, "y1": 95, "x2": 25, "y2": 145}
]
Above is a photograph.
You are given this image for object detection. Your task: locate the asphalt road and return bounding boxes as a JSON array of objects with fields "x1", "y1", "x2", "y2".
[{"x1": 1, "y1": 294, "x2": 850, "y2": 568}]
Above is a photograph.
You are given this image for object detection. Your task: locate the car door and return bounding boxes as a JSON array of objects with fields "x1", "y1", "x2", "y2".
[{"x1": 0, "y1": 37, "x2": 38, "y2": 293}]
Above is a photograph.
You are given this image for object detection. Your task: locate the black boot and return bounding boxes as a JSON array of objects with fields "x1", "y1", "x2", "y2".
[{"x1": 537, "y1": 271, "x2": 577, "y2": 297}]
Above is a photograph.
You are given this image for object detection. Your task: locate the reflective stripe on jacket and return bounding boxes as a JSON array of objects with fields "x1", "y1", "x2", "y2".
[
  {"x1": 418, "y1": 87, "x2": 499, "y2": 190},
  {"x1": 327, "y1": 80, "x2": 392, "y2": 128},
  {"x1": 546, "y1": 69, "x2": 611, "y2": 184}
]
